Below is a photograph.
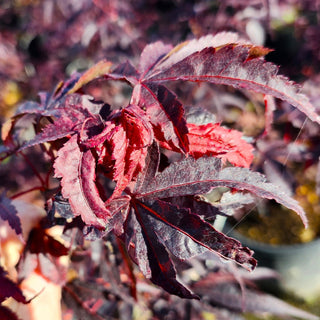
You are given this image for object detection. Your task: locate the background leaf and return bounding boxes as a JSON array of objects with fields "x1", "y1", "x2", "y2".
[{"x1": 0, "y1": 192, "x2": 22, "y2": 235}]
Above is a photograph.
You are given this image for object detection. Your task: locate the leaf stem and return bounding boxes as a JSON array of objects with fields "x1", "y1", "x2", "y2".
[
  {"x1": 19, "y1": 151, "x2": 46, "y2": 186},
  {"x1": 11, "y1": 186, "x2": 45, "y2": 200},
  {"x1": 116, "y1": 236, "x2": 137, "y2": 300}
]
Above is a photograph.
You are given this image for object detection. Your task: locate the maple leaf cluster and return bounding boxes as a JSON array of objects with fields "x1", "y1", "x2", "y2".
[{"x1": 1, "y1": 32, "x2": 318, "y2": 300}]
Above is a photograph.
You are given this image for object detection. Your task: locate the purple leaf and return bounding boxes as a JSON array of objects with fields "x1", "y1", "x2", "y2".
[
  {"x1": 135, "y1": 199, "x2": 256, "y2": 270},
  {"x1": 15, "y1": 101, "x2": 43, "y2": 115},
  {"x1": 18, "y1": 108, "x2": 98, "y2": 151},
  {"x1": 0, "y1": 192, "x2": 22, "y2": 235},
  {"x1": 104, "y1": 195, "x2": 131, "y2": 236},
  {"x1": 136, "y1": 156, "x2": 308, "y2": 226},
  {"x1": 135, "y1": 156, "x2": 223, "y2": 199},
  {"x1": 125, "y1": 209, "x2": 198, "y2": 299},
  {"x1": 166, "y1": 195, "x2": 225, "y2": 221},
  {"x1": 0, "y1": 266, "x2": 28, "y2": 304},
  {"x1": 15, "y1": 94, "x2": 107, "y2": 152},
  {"x1": 144, "y1": 34, "x2": 320, "y2": 125},
  {"x1": 217, "y1": 166, "x2": 308, "y2": 227},
  {"x1": 108, "y1": 40, "x2": 172, "y2": 84},
  {"x1": 132, "y1": 142, "x2": 160, "y2": 194},
  {"x1": 50, "y1": 193, "x2": 74, "y2": 219},
  {"x1": 50, "y1": 94, "x2": 108, "y2": 116},
  {"x1": 145, "y1": 33, "x2": 242, "y2": 75},
  {"x1": 107, "y1": 61, "x2": 139, "y2": 85},
  {"x1": 138, "y1": 41, "x2": 173, "y2": 78},
  {"x1": 192, "y1": 281, "x2": 319, "y2": 320},
  {"x1": 0, "y1": 305, "x2": 21, "y2": 320}
]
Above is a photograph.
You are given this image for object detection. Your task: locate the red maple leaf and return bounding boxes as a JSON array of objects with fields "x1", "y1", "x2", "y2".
[
  {"x1": 97, "y1": 104, "x2": 154, "y2": 199},
  {"x1": 187, "y1": 122, "x2": 254, "y2": 168}
]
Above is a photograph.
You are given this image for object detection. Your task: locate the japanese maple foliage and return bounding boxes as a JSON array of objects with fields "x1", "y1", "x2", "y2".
[
  {"x1": 1, "y1": 33, "x2": 317, "y2": 303},
  {"x1": 0, "y1": 192, "x2": 22, "y2": 236},
  {"x1": 0, "y1": 266, "x2": 29, "y2": 320}
]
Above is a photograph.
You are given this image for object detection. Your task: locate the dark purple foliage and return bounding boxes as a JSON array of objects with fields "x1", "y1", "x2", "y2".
[
  {"x1": 1, "y1": 2, "x2": 320, "y2": 318},
  {"x1": 3, "y1": 34, "x2": 315, "y2": 297},
  {"x1": 192, "y1": 278, "x2": 319, "y2": 320},
  {"x1": 0, "y1": 193, "x2": 22, "y2": 235}
]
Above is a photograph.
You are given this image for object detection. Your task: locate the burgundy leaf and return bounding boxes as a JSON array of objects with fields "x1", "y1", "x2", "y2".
[
  {"x1": 132, "y1": 142, "x2": 160, "y2": 195},
  {"x1": 14, "y1": 94, "x2": 106, "y2": 152},
  {"x1": 146, "y1": 33, "x2": 243, "y2": 76},
  {"x1": 108, "y1": 40, "x2": 172, "y2": 84},
  {"x1": 125, "y1": 209, "x2": 198, "y2": 299},
  {"x1": 0, "y1": 266, "x2": 28, "y2": 304},
  {"x1": 107, "y1": 61, "x2": 139, "y2": 85},
  {"x1": 14, "y1": 87, "x2": 70, "y2": 118},
  {"x1": 80, "y1": 120, "x2": 116, "y2": 149},
  {"x1": 125, "y1": 208, "x2": 150, "y2": 277},
  {"x1": 135, "y1": 199, "x2": 256, "y2": 270},
  {"x1": 0, "y1": 305, "x2": 21, "y2": 320},
  {"x1": 17, "y1": 92, "x2": 105, "y2": 119},
  {"x1": 50, "y1": 74, "x2": 83, "y2": 103},
  {"x1": 138, "y1": 41, "x2": 173, "y2": 78},
  {"x1": 15, "y1": 101, "x2": 43, "y2": 115},
  {"x1": 5, "y1": 27, "x2": 319, "y2": 310},
  {"x1": 49, "y1": 94, "x2": 108, "y2": 117},
  {"x1": 27, "y1": 227, "x2": 69, "y2": 257},
  {"x1": 54, "y1": 135, "x2": 111, "y2": 228},
  {"x1": 165, "y1": 195, "x2": 225, "y2": 221},
  {"x1": 0, "y1": 192, "x2": 22, "y2": 235},
  {"x1": 217, "y1": 167, "x2": 308, "y2": 227},
  {"x1": 136, "y1": 156, "x2": 308, "y2": 226},
  {"x1": 107, "y1": 33, "x2": 241, "y2": 85},
  {"x1": 131, "y1": 83, "x2": 189, "y2": 153},
  {"x1": 136, "y1": 156, "x2": 223, "y2": 199},
  {"x1": 19, "y1": 107, "x2": 99, "y2": 151},
  {"x1": 145, "y1": 34, "x2": 320, "y2": 125},
  {"x1": 20, "y1": 121, "x2": 73, "y2": 151}
]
